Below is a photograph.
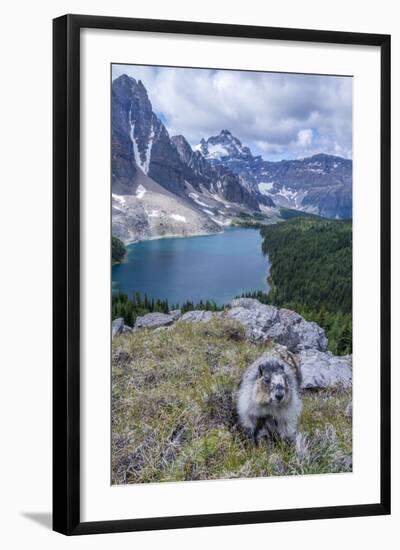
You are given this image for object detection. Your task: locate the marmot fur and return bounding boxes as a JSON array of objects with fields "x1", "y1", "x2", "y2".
[{"x1": 237, "y1": 349, "x2": 302, "y2": 443}]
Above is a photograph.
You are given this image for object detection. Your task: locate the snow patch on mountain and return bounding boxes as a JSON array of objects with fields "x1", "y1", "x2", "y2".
[
  {"x1": 143, "y1": 122, "x2": 155, "y2": 174},
  {"x1": 271, "y1": 186, "x2": 305, "y2": 209},
  {"x1": 129, "y1": 116, "x2": 142, "y2": 172},
  {"x1": 307, "y1": 167, "x2": 325, "y2": 174},
  {"x1": 278, "y1": 186, "x2": 298, "y2": 200},
  {"x1": 211, "y1": 195, "x2": 233, "y2": 208},
  {"x1": 258, "y1": 182, "x2": 274, "y2": 194},
  {"x1": 170, "y1": 214, "x2": 187, "y2": 223},
  {"x1": 202, "y1": 208, "x2": 215, "y2": 216},
  {"x1": 210, "y1": 216, "x2": 232, "y2": 227},
  {"x1": 189, "y1": 193, "x2": 211, "y2": 208},
  {"x1": 129, "y1": 113, "x2": 153, "y2": 175},
  {"x1": 205, "y1": 143, "x2": 230, "y2": 160},
  {"x1": 135, "y1": 184, "x2": 147, "y2": 199},
  {"x1": 147, "y1": 209, "x2": 160, "y2": 218},
  {"x1": 112, "y1": 193, "x2": 126, "y2": 205}
]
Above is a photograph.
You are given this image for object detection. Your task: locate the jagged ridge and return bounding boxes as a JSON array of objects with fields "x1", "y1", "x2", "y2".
[{"x1": 197, "y1": 131, "x2": 352, "y2": 219}]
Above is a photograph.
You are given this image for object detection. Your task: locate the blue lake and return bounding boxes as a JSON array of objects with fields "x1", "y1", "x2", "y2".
[{"x1": 112, "y1": 227, "x2": 270, "y2": 306}]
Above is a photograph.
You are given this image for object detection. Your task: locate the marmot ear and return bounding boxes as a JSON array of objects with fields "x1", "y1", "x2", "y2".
[{"x1": 258, "y1": 363, "x2": 265, "y2": 377}]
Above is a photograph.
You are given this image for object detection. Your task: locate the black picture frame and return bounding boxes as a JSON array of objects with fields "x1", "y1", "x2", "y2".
[{"x1": 53, "y1": 14, "x2": 391, "y2": 536}]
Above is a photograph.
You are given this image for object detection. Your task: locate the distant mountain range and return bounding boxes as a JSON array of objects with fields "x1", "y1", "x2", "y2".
[
  {"x1": 112, "y1": 75, "x2": 352, "y2": 242},
  {"x1": 196, "y1": 131, "x2": 352, "y2": 219}
]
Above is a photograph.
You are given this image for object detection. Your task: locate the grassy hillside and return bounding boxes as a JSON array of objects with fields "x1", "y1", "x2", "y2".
[
  {"x1": 260, "y1": 218, "x2": 352, "y2": 355},
  {"x1": 112, "y1": 318, "x2": 352, "y2": 484}
]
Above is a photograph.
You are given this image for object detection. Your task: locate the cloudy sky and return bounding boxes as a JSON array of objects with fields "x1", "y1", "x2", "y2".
[{"x1": 112, "y1": 64, "x2": 352, "y2": 161}]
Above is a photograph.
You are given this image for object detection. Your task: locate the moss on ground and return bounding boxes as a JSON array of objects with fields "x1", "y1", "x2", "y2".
[{"x1": 112, "y1": 318, "x2": 352, "y2": 484}]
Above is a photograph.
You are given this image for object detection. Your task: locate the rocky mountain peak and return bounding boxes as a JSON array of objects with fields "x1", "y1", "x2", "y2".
[
  {"x1": 112, "y1": 74, "x2": 155, "y2": 174},
  {"x1": 197, "y1": 130, "x2": 254, "y2": 161},
  {"x1": 112, "y1": 73, "x2": 351, "y2": 228},
  {"x1": 114, "y1": 73, "x2": 134, "y2": 87},
  {"x1": 112, "y1": 75, "x2": 188, "y2": 197}
]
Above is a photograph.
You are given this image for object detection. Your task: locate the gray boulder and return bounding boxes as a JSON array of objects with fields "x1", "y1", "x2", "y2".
[
  {"x1": 227, "y1": 299, "x2": 279, "y2": 340},
  {"x1": 298, "y1": 349, "x2": 352, "y2": 389},
  {"x1": 230, "y1": 298, "x2": 268, "y2": 310},
  {"x1": 169, "y1": 309, "x2": 182, "y2": 321},
  {"x1": 270, "y1": 308, "x2": 327, "y2": 353},
  {"x1": 226, "y1": 299, "x2": 327, "y2": 353},
  {"x1": 180, "y1": 310, "x2": 214, "y2": 323},
  {"x1": 112, "y1": 317, "x2": 125, "y2": 338},
  {"x1": 134, "y1": 312, "x2": 176, "y2": 330}
]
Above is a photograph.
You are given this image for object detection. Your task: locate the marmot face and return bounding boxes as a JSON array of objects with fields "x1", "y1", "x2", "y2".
[
  {"x1": 238, "y1": 352, "x2": 302, "y2": 442},
  {"x1": 255, "y1": 360, "x2": 290, "y2": 407}
]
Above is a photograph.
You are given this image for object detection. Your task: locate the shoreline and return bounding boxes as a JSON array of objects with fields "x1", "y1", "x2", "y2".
[
  {"x1": 121, "y1": 224, "x2": 255, "y2": 247},
  {"x1": 118, "y1": 210, "x2": 287, "y2": 247}
]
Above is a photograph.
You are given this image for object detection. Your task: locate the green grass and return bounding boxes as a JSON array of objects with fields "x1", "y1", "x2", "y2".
[{"x1": 112, "y1": 318, "x2": 352, "y2": 484}]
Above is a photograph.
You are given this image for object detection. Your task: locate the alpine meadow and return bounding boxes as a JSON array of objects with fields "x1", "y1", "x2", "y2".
[{"x1": 111, "y1": 64, "x2": 353, "y2": 484}]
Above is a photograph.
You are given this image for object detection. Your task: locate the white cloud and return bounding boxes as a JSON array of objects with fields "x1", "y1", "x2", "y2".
[
  {"x1": 112, "y1": 64, "x2": 352, "y2": 160},
  {"x1": 297, "y1": 129, "x2": 313, "y2": 147}
]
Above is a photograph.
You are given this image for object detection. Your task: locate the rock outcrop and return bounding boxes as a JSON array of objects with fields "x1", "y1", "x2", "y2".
[
  {"x1": 134, "y1": 311, "x2": 180, "y2": 330},
  {"x1": 112, "y1": 317, "x2": 125, "y2": 338},
  {"x1": 226, "y1": 298, "x2": 327, "y2": 353},
  {"x1": 169, "y1": 310, "x2": 182, "y2": 322},
  {"x1": 179, "y1": 310, "x2": 214, "y2": 323},
  {"x1": 112, "y1": 299, "x2": 352, "y2": 390},
  {"x1": 298, "y1": 349, "x2": 352, "y2": 389}
]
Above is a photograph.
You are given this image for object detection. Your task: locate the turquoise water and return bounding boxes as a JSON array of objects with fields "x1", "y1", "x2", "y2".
[{"x1": 112, "y1": 227, "x2": 270, "y2": 306}]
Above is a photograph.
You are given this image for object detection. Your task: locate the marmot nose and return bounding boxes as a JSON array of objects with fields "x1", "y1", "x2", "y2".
[{"x1": 276, "y1": 393, "x2": 284, "y2": 402}]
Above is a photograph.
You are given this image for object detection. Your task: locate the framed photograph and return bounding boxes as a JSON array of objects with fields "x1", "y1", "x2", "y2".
[{"x1": 53, "y1": 14, "x2": 391, "y2": 535}]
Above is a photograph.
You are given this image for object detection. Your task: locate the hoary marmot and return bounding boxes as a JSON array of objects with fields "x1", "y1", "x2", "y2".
[{"x1": 237, "y1": 350, "x2": 302, "y2": 444}]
